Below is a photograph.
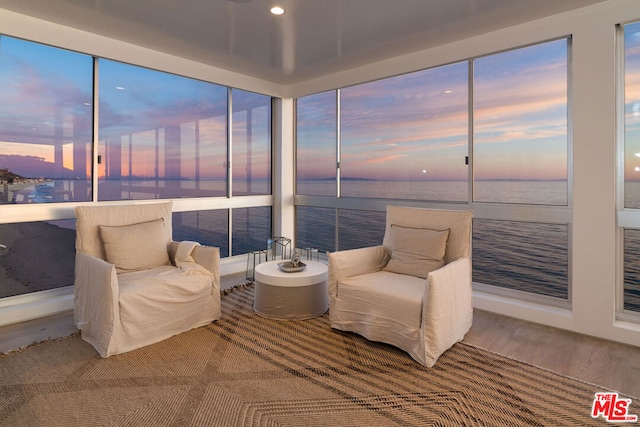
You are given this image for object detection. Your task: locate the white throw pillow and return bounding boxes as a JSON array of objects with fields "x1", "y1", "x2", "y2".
[
  {"x1": 383, "y1": 225, "x2": 449, "y2": 278},
  {"x1": 99, "y1": 218, "x2": 170, "y2": 273}
]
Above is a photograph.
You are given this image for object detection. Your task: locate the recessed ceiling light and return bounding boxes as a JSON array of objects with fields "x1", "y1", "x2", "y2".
[{"x1": 270, "y1": 6, "x2": 285, "y2": 15}]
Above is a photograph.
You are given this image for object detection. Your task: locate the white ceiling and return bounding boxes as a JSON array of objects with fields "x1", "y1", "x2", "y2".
[{"x1": 0, "y1": 0, "x2": 606, "y2": 85}]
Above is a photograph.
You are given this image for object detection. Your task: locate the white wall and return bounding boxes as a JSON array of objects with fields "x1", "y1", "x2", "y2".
[{"x1": 1, "y1": 0, "x2": 640, "y2": 348}]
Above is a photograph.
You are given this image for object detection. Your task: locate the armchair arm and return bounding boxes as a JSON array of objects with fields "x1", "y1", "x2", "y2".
[
  {"x1": 168, "y1": 242, "x2": 221, "y2": 295},
  {"x1": 421, "y1": 257, "x2": 473, "y2": 367},
  {"x1": 193, "y1": 245, "x2": 220, "y2": 295},
  {"x1": 327, "y1": 245, "x2": 390, "y2": 299},
  {"x1": 74, "y1": 251, "x2": 119, "y2": 357}
]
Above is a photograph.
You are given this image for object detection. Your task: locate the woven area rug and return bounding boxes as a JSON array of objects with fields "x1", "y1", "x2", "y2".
[{"x1": 0, "y1": 284, "x2": 637, "y2": 426}]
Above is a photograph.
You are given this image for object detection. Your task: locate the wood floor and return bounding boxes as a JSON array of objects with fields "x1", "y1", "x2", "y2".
[
  {"x1": 464, "y1": 309, "x2": 640, "y2": 398},
  {"x1": 2, "y1": 272, "x2": 639, "y2": 398}
]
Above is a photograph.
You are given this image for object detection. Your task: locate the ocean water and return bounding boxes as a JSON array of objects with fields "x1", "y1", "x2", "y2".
[
  {"x1": 623, "y1": 181, "x2": 640, "y2": 209},
  {"x1": 472, "y1": 219, "x2": 568, "y2": 299},
  {"x1": 295, "y1": 203, "x2": 570, "y2": 298},
  {"x1": 298, "y1": 179, "x2": 567, "y2": 205},
  {"x1": 624, "y1": 229, "x2": 640, "y2": 311},
  {"x1": 297, "y1": 179, "x2": 639, "y2": 311}
]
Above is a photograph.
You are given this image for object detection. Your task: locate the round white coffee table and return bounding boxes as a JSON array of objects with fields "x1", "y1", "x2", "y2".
[{"x1": 253, "y1": 260, "x2": 329, "y2": 320}]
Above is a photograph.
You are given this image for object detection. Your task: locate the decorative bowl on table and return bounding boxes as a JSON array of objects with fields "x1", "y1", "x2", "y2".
[{"x1": 278, "y1": 261, "x2": 306, "y2": 273}]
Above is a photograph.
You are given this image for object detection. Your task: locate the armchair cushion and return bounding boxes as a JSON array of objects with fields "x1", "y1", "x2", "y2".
[
  {"x1": 383, "y1": 225, "x2": 449, "y2": 278},
  {"x1": 338, "y1": 271, "x2": 426, "y2": 332},
  {"x1": 99, "y1": 218, "x2": 171, "y2": 273},
  {"x1": 117, "y1": 265, "x2": 213, "y2": 335}
]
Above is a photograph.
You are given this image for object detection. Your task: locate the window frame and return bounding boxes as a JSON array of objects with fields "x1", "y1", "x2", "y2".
[
  {"x1": 0, "y1": 35, "x2": 275, "y2": 305},
  {"x1": 294, "y1": 37, "x2": 573, "y2": 308},
  {"x1": 617, "y1": 21, "x2": 640, "y2": 322}
]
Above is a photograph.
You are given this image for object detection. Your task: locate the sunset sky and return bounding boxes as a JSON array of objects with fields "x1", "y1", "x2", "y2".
[
  {"x1": 625, "y1": 21, "x2": 640, "y2": 182},
  {"x1": 0, "y1": 36, "x2": 92, "y2": 178},
  {"x1": 298, "y1": 38, "x2": 568, "y2": 182},
  {"x1": 98, "y1": 59, "x2": 228, "y2": 180},
  {"x1": 0, "y1": 36, "x2": 272, "y2": 181},
  {"x1": 2, "y1": 30, "x2": 640, "y2": 185}
]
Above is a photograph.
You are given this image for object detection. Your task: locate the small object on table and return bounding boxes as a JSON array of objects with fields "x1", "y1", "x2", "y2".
[
  {"x1": 277, "y1": 261, "x2": 306, "y2": 273},
  {"x1": 278, "y1": 249, "x2": 305, "y2": 272}
]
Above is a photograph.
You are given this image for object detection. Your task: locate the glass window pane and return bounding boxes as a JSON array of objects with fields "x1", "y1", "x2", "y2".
[
  {"x1": 473, "y1": 39, "x2": 568, "y2": 205},
  {"x1": 0, "y1": 220, "x2": 76, "y2": 297},
  {"x1": 232, "y1": 207, "x2": 272, "y2": 256},
  {"x1": 232, "y1": 90, "x2": 272, "y2": 196},
  {"x1": 296, "y1": 206, "x2": 336, "y2": 253},
  {"x1": 338, "y1": 209, "x2": 385, "y2": 251},
  {"x1": 340, "y1": 62, "x2": 468, "y2": 201},
  {"x1": 473, "y1": 219, "x2": 569, "y2": 299},
  {"x1": 296, "y1": 91, "x2": 337, "y2": 196},
  {"x1": 173, "y1": 210, "x2": 229, "y2": 258},
  {"x1": 98, "y1": 59, "x2": 227, "y2": 201},
  {"x1": 624, "y1": 22, "x2": 640, "y2": 209},
  {"x1": 0, "y1": 36, "x2": 93, "y2": 204},
  {"x1": 623, "y1": 229, "x2": 640, "y2": 313}
]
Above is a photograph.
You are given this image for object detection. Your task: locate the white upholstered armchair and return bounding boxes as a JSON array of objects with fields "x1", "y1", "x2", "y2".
[
  {"x1": 328, "y1": 206, "x2": 473, "y2": 367},
  {"x1": 74, "y1": 202, "x2": 221, "y2": 357}
]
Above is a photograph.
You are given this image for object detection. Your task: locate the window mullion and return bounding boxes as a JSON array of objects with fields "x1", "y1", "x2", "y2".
[
  {"x1": 336, "y1": 89, "x2": 342, "y2": 198},
  {"x1": 468, "y1": 58, "x2": 474, "y2": 205},
  {"x1": 92, "y1": 57, "x2": 100, "y2": 202}
]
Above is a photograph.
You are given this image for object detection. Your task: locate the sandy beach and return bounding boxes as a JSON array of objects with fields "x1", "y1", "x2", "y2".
[{"x1": 0, "y1": 222, "x2": 76, "y2": 298}]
